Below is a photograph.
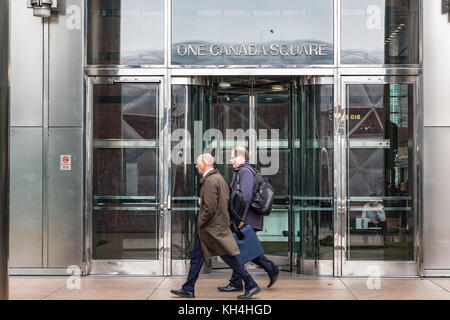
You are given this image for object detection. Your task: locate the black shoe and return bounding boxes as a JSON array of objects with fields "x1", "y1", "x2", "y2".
[
  {"x1": 268, "y1": 267, "x2": 280, "y2": 288},
  {"x1": 170, "y1": 288, "x2": 195, "y2": 298},
  {"x1": 217, "y1": 284, "x2": 243, "y2": 292},
  {"x1": 237, "y1": 286, "x2": 261, "y2": 300}
]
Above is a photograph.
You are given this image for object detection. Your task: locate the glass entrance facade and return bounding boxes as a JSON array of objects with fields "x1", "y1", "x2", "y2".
[
  {"x1": 83, "y1": 0, "x2": 422, "y2": 277},
  {"x1": 170, "y1": 77, "x2": 334, "y2": 273}
]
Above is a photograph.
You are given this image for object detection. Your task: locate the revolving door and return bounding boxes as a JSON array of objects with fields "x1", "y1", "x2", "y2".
[{"x1": 170, "y1": 76, "x2": 334, "y2": 275}]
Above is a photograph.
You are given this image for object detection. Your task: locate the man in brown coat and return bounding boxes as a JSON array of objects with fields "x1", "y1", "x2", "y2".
[{"x1": 171, "y1": 154, "x2": 261, "y2": 299}]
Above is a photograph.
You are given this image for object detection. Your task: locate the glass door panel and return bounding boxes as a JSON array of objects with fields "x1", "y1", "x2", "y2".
[
  {"x1": 207, "y1": 78, "x2": 251, "y2": 269},
  {"x1": 255, "y1": 79, "x2": 291, "y2": 270},
  {"x1": 209, "y1": 78, "x2": 250, "y2": 182},
  {"x1": 88, "y1": 78, "x2": 164, "y2": 275},
  {"x1": 342, "y1": 77, "x2": 418, "y2": 276},
  {"x1": 293, "y1": 80, "x2": 334, "y2": 275},
  {"x1": 171, "y1": 79, "x2": 251, "y2": 271},
  {"x1": 171, "y1": 84, "x2": 212, "y2": 266}
]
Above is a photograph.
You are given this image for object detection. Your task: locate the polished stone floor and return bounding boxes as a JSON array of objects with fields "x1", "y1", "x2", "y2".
[{"x1": 7, "y1": 271, "x2": 450, "y2": 300}]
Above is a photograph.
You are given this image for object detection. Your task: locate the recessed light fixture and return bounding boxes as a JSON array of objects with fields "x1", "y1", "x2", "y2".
[
  {"x1": 219, "y1": 82, "x2": 231, "y2": 88},
  {"x1": 271, "y1": 85, "x2": 284, "y2": 91}
]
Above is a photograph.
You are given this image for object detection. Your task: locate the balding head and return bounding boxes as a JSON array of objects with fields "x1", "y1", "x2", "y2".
[
  {"x1": 195, "y1": 153, "x2": 215, "y2": 175},
  {"x1": 197, "y1": 153, "x2": 215, "y2": 166}
]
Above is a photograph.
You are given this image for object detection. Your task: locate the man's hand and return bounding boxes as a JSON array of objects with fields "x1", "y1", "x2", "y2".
[
  {"x1": 371, "y1": 220, "x2": 379, "y2": 225},
  {"x1": 198, "y1": 198, "x2": 201, "y2": 206},
  {"x1": 238, "y1": 221, "x2": 245, "y2": 229}
]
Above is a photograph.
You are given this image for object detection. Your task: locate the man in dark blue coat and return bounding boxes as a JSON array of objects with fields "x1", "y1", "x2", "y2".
[{"x1": 217, "y1": 147, "x2": 280, "y2": 292}]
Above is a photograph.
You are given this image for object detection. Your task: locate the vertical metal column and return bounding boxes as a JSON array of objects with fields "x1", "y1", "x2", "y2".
[
  {"x1": 333, "y1": 0, "x2": 344, "y2": 278},
  {"x1": 163, "y1": 0, "x2": 172, "y2": 276},
  {"x1": 162, "y1": 73, "x2": 172, "y2": 276},
  {"x1": 0, "y1": 0, "x2": 10, "y2": 300},
  {"x1": 249, "y1": 77, "x2": 257, "y2": 164},
  {"x1": 333, "y1": 72, "x2": 344, "y2": 277},
  {"x1": 42, "y1": 17, "x2": 49, "y2": 268}
]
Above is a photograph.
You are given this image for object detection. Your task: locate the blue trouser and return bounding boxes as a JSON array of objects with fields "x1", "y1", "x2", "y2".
[
  {"x1": 182, "y1": 237, "x2": 258, "y2": 293},
  {"x1": 229, "y1": 254, "x2": 278, "y2": 290}
]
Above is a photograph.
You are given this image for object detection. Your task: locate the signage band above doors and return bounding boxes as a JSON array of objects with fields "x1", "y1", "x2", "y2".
[{"x1": 176, "y1": 43, "x2": 328, "y2": 57}]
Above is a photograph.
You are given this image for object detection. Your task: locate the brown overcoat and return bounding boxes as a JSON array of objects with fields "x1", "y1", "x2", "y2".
[{"x1": 198, "y1": 169, "x2": 240, "y2": 260}]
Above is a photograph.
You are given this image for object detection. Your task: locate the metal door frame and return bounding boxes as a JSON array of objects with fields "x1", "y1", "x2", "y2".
[
  {"x1": 335, "y1": 75, "x2": 422, "y2": 277},
  {"x1": 85, "y1": 76, "x2": 168, "y2": 276}
]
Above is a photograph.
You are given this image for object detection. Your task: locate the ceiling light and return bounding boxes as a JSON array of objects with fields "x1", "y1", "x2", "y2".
[{"x1": 271, "y1": 85, "x2": 284, "y2": 91}]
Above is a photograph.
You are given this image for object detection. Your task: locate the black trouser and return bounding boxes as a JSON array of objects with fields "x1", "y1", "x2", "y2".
[
  {"x1": 182, "y1": 237, "x2": 258, "y2": 293},
  {"x1": 228, "y1": 228, "x2": 278, "y2": 290},
  {"x1": 229, "y1": 254, "x2": 278, "y2": 290}
]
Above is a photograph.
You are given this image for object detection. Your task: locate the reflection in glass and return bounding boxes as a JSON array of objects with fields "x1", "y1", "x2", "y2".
[
  {"x1": 293, "y1": 84, "x2": 334, "y2": 268},
  {"x1": 94, "y1": 149, "x2": 157, "y2": 196},
  {"x1": 172, "y1": 0, "x2": 334, "y2": 65},
  {"x1": 208, "y1": 78, "x2": 251, "y2": 181},
  {"x1": 170, "y1": 85, "x2": 202, "y2": 259},
  {"x1": 92, "y1": 83, "x2": 160, "y2": 260},
  {"x1": 341, "y1": 0, "x2": 419, "y2": 64},
  {"x1": 93, "y1": 211, "x2": 158, "y2": 259},
  {"x1": 346, "y1": 83, "x2": 414, "y2": 261},
  {"x1": 252, "y1": 80, "x2": 291, "y2": 267},
  {"x1": 87, "y1": 0, "x2": 164, "y2": 65}
]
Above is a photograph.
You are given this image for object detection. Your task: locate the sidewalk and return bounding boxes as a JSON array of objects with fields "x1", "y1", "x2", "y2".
[{"x1": 8, "y1": 271, "x2": 450, "y2": 300}]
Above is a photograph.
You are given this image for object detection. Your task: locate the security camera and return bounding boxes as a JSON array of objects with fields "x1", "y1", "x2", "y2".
[{"x1": 27, "y1": 0, "x2": 58, "y2": 18}]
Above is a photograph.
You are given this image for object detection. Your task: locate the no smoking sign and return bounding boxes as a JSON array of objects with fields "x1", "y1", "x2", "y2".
[{"x1": 60, "y1": 155, "x2": 72, "y2": 171}]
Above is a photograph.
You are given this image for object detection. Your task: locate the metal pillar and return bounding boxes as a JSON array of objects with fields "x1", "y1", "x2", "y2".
[{"x1": 0, "y1": 0, "x2": 10, "y2": 300}]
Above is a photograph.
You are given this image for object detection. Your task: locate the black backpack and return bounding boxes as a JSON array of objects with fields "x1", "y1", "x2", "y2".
[
  {"x1": 230, "y1": 164, "x2": 275, "y2": 217},
  {"x1": 244, "y1": 165, "x2": 275, "y2": 216}
]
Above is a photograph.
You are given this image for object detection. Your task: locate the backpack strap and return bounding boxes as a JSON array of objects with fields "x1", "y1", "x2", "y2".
[
  {"x1": 228, "y1": 172, "x2": 244, "y2": 222},
  {"x1": 229, "y1": 196, "x2": 244, "y2": 222},
  {"x1": 241, "y1": 163, "x2": 259, "y2": 175},
  {"x1": 240, "y1": 164, "x2": 262, "y2": 196},
  {"x1": 235, "y1": 169, "x2": 240, "y2": 189}
]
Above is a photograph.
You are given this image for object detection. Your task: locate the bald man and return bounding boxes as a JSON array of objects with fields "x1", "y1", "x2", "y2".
[{"x1": 170, "y1": 154, "x2": 261, "y2": 299}]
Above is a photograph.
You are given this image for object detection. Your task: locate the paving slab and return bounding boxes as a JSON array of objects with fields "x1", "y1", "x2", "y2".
[
  {"x1": 44, "y1": 288, "x2": 154, "y2": 300},
  {"x1": 7, "y1": 276, "x2": 450, "y2": 300},
  {"x1": 341, "y1": 278, "x2": 443, "y2": 291}
]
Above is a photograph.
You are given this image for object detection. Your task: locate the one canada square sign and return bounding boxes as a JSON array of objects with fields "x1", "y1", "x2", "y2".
[
  {"x1": 172, "y1": 41, "x2": 333, "y2": 65},
  {"x1": 176, "y1": 42, "x2": 328, "y2": 57}
]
